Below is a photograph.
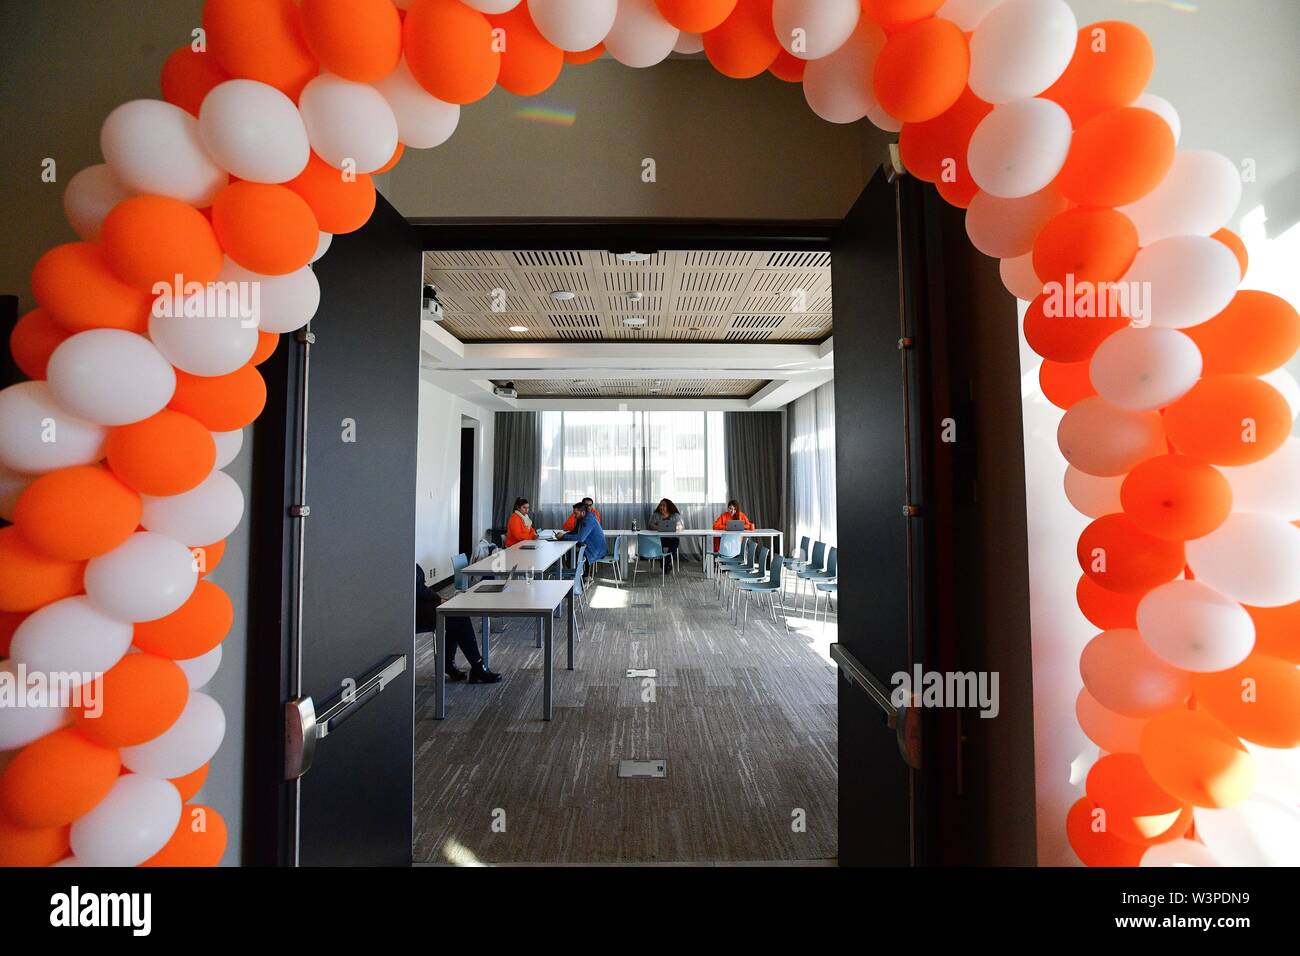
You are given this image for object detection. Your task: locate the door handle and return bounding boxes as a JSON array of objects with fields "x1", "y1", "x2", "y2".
[
  {"x1": 284, "y1": 654, "x2": 406, "y2": 780},
  {"x1": 829, "y1": 642, "x2": 921, "y2": 770}
]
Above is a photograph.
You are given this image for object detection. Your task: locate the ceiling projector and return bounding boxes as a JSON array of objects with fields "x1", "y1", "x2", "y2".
[{"x1": 493, "y1": 382, "x2": 518, "y2": 399}]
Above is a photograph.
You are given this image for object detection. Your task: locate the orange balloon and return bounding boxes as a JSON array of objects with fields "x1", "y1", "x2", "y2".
[
  {"x1": 171, "y1": 763, "x2": 210, "y2": 802},
  {"x1": 160, "y1": 45, "x2": 229, "y2": 117},
  {"x1": 301, "y1": 0, "x2": 402, "y2": 83},
  {"x1": 31, "y1": 242, "x2": 152, "y2": 333},
  {"x1": 1086, "y1": 753, "x2": 1189, "y2": 845},
  {"x1": 1040, "y1": 359, "x2": 1097, "y2": 410},
  {"x1": 1077, "y1": 513, "x2": 1185, "y2": 594},
  {"x1": 0, "y1": 810, "x2": 70, "y2": 866},
  {"x1": 1076, "y1": 688, "x2": 1148, "y2": 754},
  {"x1": 0, "y1": 610, "x2": 28, "y2": 657},
  {"x1": 133, "y1": 579, "x2": 234, "y2": 659},
  {"x1": 285, "y1": 153, "x2": 377, "y2": 235},
  {"x1": 373, "y1": 141, "x2": 405, "y2": 176},
  {"x1": 169, "y1": 365, "x2": 267, "y2": 432},
  {"x1": 1066, "y1": 797, "x2": 1146, "y2": 866},
  {"x1": 862, "y1": 0, "x2": 944, "y2": 31},
  {"x1": 1211, "y1": 227, "x2": 1248, "y2": 279},
  {"x1": 204, "y1": 0, "x2": 319, "y2": 100},
  {"x1": 1022, "y1": 291, "x2": 1129, "y2": 363},
  {"x1": 1081, "y1": 629, "x2": 1191, "y2": 717},
  {"x1": 1120, "y1": 455, "x2": 1232, "y2": 542},
  {"x1": 1055, "y1": 107, "x2": 1176, "y2": 207},
  {"x1": 9, "y1": 308, "x2": 71, "y2": 380},
  {"x1": 100, "y1": 195, "x2": 224, "y2": 292},
  {"x1": 1042, "y1": 22, "x2": 1154, "y2": 125},
  {"x1": 251, "y1": 330, "x2": 281, "y2": 365},
  {"x1": 1163, "y1": 374, "x2": 1291, "y2": 466},
  {"x1": 656, "y1": 0, "x2": 738, "y2": 33},
  {"x1": 935, "y1": 174, "x2": 980, "y2": 209},
  {"x1": 1076, "y1": 574, "x2": 1139, "y2": 629},
  {"x1": 403, "y1": 0, "x2": 500, "y2": 105},
  {"x1": 873, "y1": 18, "x2": 968, "y2": 123},
  {"x1": 105, "y1": 409, "x2": 217, "y2": 496},
  {"x1": 1245, "y1": 603, "x2": 1300, "y2": 664},
  {"x1": 13, "y1": 466, "x2": 141, "y2": 561},
  {"x1": 703, "y1": 0, "x2": 780, "y2": 80},
  {"x1": 489, "y1": 5, "x2": 564, "y2": 96},
  {"x1": 564, "y1": 44, "x2": 605, "y2": 65},
  {"x1": 1184, "y1": 291, "x2": 1300, "y2": 377},
  {"x1": 1032, "y1": 207, "x2": 1139, "y2": 288},
  {"x1": 1139, "y1": 710, "x2": 1255, "y2": 809},
  {"x1": 0, "y1": 728, "x2": 121, "y2": 828},
  {"x1": 211, "y1": 182, "x2": 319, "y2": 275},
  {"x1": 0, "y1": 526, "x2": 85, "y2": 613},
  {"x1": 192, "y1": 539, "x2": 227, "y2": 577},
  {"x1": 898, "y1": 86, "x2": 990, "y2": 184},
  {"x1": 768, "y1": 48, "x2": 806, "y2": 82},
  {"x1": 1194, "y1": 654, "x2": 1300, "y2": 749},
  {"x1": 76, "y1": 653, "x2": 190, "y2": 747},
  {"x1": 142, "y1": 805, "x2": 227, "y2": 867}
]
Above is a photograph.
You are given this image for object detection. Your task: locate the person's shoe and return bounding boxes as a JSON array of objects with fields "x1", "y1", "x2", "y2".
[
  {"x1": 445, "y1": 665, "x2": 467, "y2": 681},
  {"x1": 468, "y1": 664, "x2": 502, "y2": 684}
]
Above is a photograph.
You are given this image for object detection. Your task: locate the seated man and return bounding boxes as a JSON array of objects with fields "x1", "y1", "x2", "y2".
[
  {"x1": 563, "y1": 496, "x2": 602, "y2": 531},
  {"x1": 415, "y1": 564, "x2": 501, "y2": 683},
  {"x1": 556, "y1": 500, "x2": 607, "y2": 563}
]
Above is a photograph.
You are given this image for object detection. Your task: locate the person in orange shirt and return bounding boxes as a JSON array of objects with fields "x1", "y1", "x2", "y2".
[
  {"x1": 711, "y1": 499, "x2": 754, "y2": 552},
  {"x1": 506, "y1": 497, "x2": 539, "y2": 547},
  {"x1": 563, "y1": 496, "x2": 601, "y2": 531}
]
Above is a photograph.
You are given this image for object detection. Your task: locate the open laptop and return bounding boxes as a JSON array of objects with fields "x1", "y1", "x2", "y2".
[{"x1": 725, "y1": 520, "x2": 747, "y2": 531}]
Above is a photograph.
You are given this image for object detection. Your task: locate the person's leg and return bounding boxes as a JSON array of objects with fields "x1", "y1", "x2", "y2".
[{"x1": 448, "y1": 616, "x2": 502, "y2": 683}]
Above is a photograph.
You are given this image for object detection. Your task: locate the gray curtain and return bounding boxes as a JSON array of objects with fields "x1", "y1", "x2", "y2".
[
  {"x1": 723, "y1": 411, "x2": 784, "y2": 532},
  {"x1": 492, "y1": 411, "x2": 540, "y2": 528}
]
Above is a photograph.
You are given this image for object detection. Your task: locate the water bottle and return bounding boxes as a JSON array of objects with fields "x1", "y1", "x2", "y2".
[{"x1": 632, "y1": 517, "x2": 638, "y2": 532}]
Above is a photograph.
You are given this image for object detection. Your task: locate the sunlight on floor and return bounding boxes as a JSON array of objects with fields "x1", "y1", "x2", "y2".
[
  {"x1": 442, "y1": 837, "x2": 487, "y2": 867},
  {"x1": 587, "y1": 584, "x2": 631, "y2": 609}
]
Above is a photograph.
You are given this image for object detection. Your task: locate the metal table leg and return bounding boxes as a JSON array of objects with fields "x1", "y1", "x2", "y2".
[
  {"x1": 543, "y1": 613, "x2": 554, "y2": 720},
  {"x1": 481, "y1": 615, "x2": 491, "y2": 670},
  {"x1": 535, "y1": 617, "x2": 542, "y2": 648},
  {"x1": 434, "y1": 615, "x2": 447, "y2": 719},
  {"x1": 567, "y1": 590, "x2": 575, "y2": 670}
]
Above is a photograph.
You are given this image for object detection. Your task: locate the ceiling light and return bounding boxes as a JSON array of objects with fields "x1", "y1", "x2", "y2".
[
  {"x1": 550, "y1": 290, "x2": 576, "y2": 301},
  {"x1": 799, "y1": 325, "x2": 821, "y2": 334},
  {"x1": 622, "y1": 317, "x2": 648, "y2": 327},
  {"x1": 508, "y1": 325, "x2": 529, "y2": 332},
  {"x1": 625, "y1": 290, "x2": 644, "y2": 302},
  {"x1": 614, "y1": 251, "x2": 653, "y2": 263}
]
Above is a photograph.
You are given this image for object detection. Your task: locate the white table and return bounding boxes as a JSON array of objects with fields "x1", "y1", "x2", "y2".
[
  {"x1": 602, "y1": 528, "x2": 785, "y2": 576},
  {"x1": 434, "y1": 579, "x2": 575, "y2": 721},
  {"x1": 459, "y1": 539, "x2": 575, "y2": 667}
]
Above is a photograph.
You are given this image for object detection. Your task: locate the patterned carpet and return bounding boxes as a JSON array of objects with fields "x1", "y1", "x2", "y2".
[{"x1": 413, "y1": 560, "x2": 839, "y2": 865}]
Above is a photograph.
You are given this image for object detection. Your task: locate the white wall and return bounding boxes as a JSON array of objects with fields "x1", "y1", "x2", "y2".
[{"x1": 416, "y1": 376, "x2": 495, "y2": 581}]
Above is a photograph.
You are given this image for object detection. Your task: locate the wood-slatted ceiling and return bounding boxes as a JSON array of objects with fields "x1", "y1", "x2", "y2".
[
  {"x1": 423, "y1": 250, "x2": 832, "y2": 342},
  {"x1": 497, "y1": 378, "x2": 767, "y2": 398}
]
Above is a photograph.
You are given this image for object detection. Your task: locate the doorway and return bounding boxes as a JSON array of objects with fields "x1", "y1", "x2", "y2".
[{"x1": 458, "y1": 424, "x2": 475, "y2": 558}]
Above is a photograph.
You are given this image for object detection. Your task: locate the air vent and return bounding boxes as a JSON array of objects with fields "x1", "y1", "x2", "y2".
[
  {"x1": 766, "y1": 251, "x2": 831, "y2": 268},
  {"x1": 513, "y1": 250, "x2": 585, "y2": 267}
]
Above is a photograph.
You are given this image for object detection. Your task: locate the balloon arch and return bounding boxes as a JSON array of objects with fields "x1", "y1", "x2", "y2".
[{"x1": 1, "y1": 0, "x2": 1297, "y2": 867}]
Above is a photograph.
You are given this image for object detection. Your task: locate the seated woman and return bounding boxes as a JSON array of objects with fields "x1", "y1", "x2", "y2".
[
  {"x1": 711, "y1": 499, "x2": 755, "y2": 551},
  {"x1": 415, "y1": 564, "x2": 501, "y2": 683},
  {"x1": 505, "y1": 496, "x2": 539, "y2": 547},
  {"x1": 647, "y1": 498, "x2": 684, "y2": 561}
]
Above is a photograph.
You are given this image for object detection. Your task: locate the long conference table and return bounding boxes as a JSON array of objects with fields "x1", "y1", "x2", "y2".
[{"x1": 601, "y1": 528, "x2": 786, "y2": 576}]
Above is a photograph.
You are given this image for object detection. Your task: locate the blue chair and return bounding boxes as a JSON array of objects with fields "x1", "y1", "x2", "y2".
[
  {"x1": 801, "y1": 547, "x2": 837, "y2": 615},
  {"x1": 632, "y1": 532, "x2": 674, "y2": 585},
  {"x1": 725, "y1": 545, "x2": 769, "y2": 618},
  {"x1": 814, "y1": 580, "x2": 837, "y2": 629},
  {"x1": 451, "y1": 553, "x2": 471, "y2": 592},
  {"x1": 707, "y1": 532, "x2": 742, "y2": 578},
  {"x1": 591, "y1": 533, "x2": 623, "y2": 587},
  {"x1": 559, "y1": 546, "x2": 587, "y2": 639},
  {"x1": 796, "y1": 541, "x2": 827, "y2": 612},
  {"x1": 738, "y1": 549, "x2": 787, "y2": 635},
  {"x1": 715, "y1": 538, "x2": 756, "y2": 599}
]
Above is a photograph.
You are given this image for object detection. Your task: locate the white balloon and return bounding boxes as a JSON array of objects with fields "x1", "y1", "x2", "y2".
[
  {"x1": 938, "y1": 0, "x2": 1007, "y2": 31},
  {"x1": 463, "y1": 0, "x2": 522, "y2": 12},
  {"x1": 100, "y1": 99, "x2": 227, "y2": 206},
  {"x1": 9, "y1": 595, "x2": 134, "y2": 685},
  {"x1": 802, "y1": 20, "x2": 888, "y2": 125},
  {"x1": 46, "y1": 330, "x2": 175, "y2": 426},
  {"x1": 1121, "y1": 235, "x2": 1242, "y2": 329},
  {"x1": 148, "y1": 300, "x2": 258, "y2": 378},
  {"x1": 140, "y1": 470, "x2": 245, "y2": 545},
  {"x1": 298, "y1": 74, "x2": 399, "y2": 174},
  {"x1": 1063, "y1": 467, "x2": 1123, "y2": 518},
  {"x1": 865, "y1": 99, "x2": 902, "y2": 133},
  {"x1": 1194, "y1": 795, "x2": 1300, "y2": 867},
  {"x1": 1132, "y1": 92, "x2": 1181, "y2": 145},
  {"x1": 673, "y1": 32, "x2": 704, "y2": 55},
  {"x1": 1057, "y1": 396, "x2": 1165, "y2": 477},
  {"x1": 312, "y1": 231, "x2": 333, "y2": 263},
  {"x1": 1089, "y1": 326, "x2": 1202, "y2": 411},
  {"x1": 968, "y1": 98, "x2": 1073, "y2": 198},
  {"x1": 176, "y1": 644, "x2": 222, "y2": 691},
  {"x1": 1216, "y1": 438, "x2": 1300, "y2": 520},
  {"x1": 0, "y1": 661, "x2": 71, "y2": 750},
  {"x1": 121, "y1": 691, "x2": 225, "y2": 778},
  {"x1": 197, "y1": 79, "x2": 311, "y2": 184},
  {"x1": 965, "y1": 187, "x2": 1067, "y2": 259},
  {"x1": 1246, "y1": 741, "x2": 1300, "y2": 804},
  {"x1": 63, "y1": 164, "x2": 131, "y2": 242},
  {"x1": 773, "y1": 0, "x2": 860, "y2": 60},
  {"x1": 371, "y1": 58, "x2": 461, "y2": 150},
  {"x1": 1260, "y1": 368, "x2": 1300, "y2": 420},
  {"x1": 1186, "y1": 513, "x2": 1300, "y2": 607},
  {"x1": 84, "y1": 531, "x2": 198, "y2": 623},
  {"x1": 1140, "y1": 839, "x2": 1221, "y2": 867},
  {"x1": 0, "y1": 463, "x2": 34, "y2": 522},
  {"x1": 1118, "y1": 151, "x2": 1242, "y2": 246},
  {"x1": 0, "y1": 382, "x2": 107, "y2": 474},
  {"x1": 212, "y1": 429, "x2": 245, "y2": 470},
  {"x1": 527, "y1": 0, "x2": 618, "y2": 53},
  {"x1": 69, "y1": 775, "x2": 181, "y2": 868},
  {"x1": 1000, "y1": 252, "x2": 1043, "y2": 300},
  {"x1": 1137, "y1": 580, "x2": 1255, "y2": 672},
  {"x1": 968, "y1": 0, "x2": 1076, "y2": 103},
  {"x1": 603, "y1": 0, "x2": 678, "y2": 68},
  {"x1": 219, "y1": 259, "x2": 321, "y2": 334}
]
